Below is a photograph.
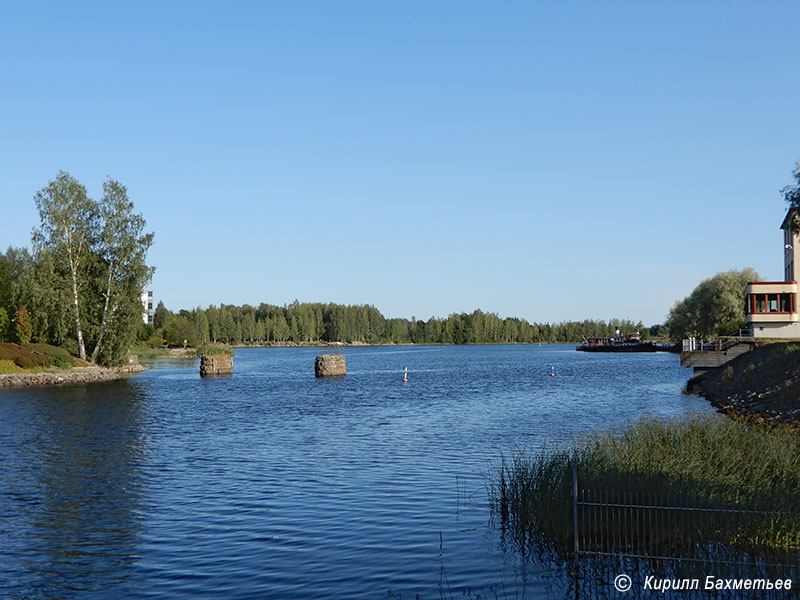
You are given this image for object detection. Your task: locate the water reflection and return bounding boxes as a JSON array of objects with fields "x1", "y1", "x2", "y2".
[{"x1": 0, "y1": 380, "x2": 149, "y2": 598}]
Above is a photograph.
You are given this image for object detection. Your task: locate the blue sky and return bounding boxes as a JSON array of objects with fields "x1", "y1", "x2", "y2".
[{"x1": 1, "y1": 1, "x2": 798, "y2": 326}]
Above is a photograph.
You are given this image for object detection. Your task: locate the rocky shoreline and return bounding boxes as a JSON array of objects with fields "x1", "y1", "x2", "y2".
[
  {"x1": 686, "y1": 342, "x2": 800, "y2": 424},
  {"x1": 0, "y1": 363, "x2": 146, "y2": 388}
]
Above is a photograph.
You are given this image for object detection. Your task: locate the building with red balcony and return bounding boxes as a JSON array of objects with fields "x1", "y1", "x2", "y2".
[{"x1": 744, "y1": 208, "x2": 800, "y2": 338}]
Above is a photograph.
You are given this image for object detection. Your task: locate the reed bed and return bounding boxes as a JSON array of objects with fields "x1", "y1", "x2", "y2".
[{"x1": 488, "y1": 415, "x2": 800, "y2": 559}]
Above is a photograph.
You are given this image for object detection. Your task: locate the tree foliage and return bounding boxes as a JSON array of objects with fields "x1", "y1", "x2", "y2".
[
  {"x1": 32, "y1": 172, "x2": 97, "y2": 359},
  {"x1": 664, "y1": 268, "x2": 760, "y2": 340},
  {"x1": 781, "y1": 160, "x2": 800, "y2": 231},
  {"x1": 14, "y1": 306, "x2": 32, "y2": 345},
  {"x1": 0, "y1": 172, "x2": 156, "y2": 366},
  {"x1": 89, "y1": 179, "x2": 155, "y2": 364},
  {"x1": 0, "y1": 307, "x2": 8, "y2": 342},
  {"x1": 153, "y1": 300, "x2": 169, "y2": 330},
  {"x1": 783, "y1": 160, "x2": 800, "y2": 208},
  {"x1": 146, "y1": 300, "x2": 652, "y2": 347}
]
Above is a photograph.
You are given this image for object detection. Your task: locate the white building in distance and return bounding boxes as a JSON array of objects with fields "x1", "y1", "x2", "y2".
[{"x1": 141, "y1": 290, "x2": 154, "y2": 325}]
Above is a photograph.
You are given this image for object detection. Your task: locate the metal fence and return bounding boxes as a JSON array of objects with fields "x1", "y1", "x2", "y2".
[
  {"x1": 682, "y1": 329, "x2": 755, "y2": 353},
  {"x1": 570, "y1": 469, "x2": 800, "y2": 598}
]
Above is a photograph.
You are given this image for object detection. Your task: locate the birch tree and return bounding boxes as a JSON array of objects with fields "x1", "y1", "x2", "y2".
[
  {"x1": 31, "y1": 172, "x2": 154, "y2": 365},
  {"x1": 90, "y1": 179, "x2": 154, "y2": 364},
  {"x1": 32, "y1": 172, "x2": 98, "y2": 360}
]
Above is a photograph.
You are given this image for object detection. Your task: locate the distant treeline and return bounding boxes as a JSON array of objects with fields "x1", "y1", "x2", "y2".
[{"x1": 148, "y1": 300, "x2": 652, "y2": 347}]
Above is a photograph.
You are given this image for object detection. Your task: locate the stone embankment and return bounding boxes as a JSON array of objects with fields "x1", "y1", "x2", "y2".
[
  {"x1": 686, "y1": 342, "x2": 800, "y2": 424},
  {"x1": 0, "y1": 363, "x2": 146, "y2": 388}
]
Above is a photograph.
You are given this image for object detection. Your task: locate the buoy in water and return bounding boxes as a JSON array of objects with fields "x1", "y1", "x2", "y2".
[
  {"x1": 550, "y1": 365, "x2": 555, "y2": 377},
  {"x1": 403, "y1": 366, "x2": 408, "y2": 382}
]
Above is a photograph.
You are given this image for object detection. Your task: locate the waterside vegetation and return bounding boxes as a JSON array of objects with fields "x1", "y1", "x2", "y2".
[
  {"x1": 0, "y1": 342, "x2": 144, "y2": 387},
  {"x1": 130, "y1": 341, "x2": 234, "y2": 360},
  {"x1": 489, "y1": 415, "x2": 800, "y2": 560},
  {"x1": 664, "y1": 268, "x2": 760, "y2": 341},
  {"x1": 0, "y1": 342, "x2": 80, "y2": 372}
]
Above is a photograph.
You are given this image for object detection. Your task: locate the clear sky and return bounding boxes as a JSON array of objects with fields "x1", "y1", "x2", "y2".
[{"x1": 1, "y1": 1, "x2": 798, "y2": 326}]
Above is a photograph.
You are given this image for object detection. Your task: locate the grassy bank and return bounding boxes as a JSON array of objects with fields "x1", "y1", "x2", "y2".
[
  {"x1": 0, "y1": 342, "x2": 80, "y2": 372},
  {"x1": 489, "y1": 415, "x2": 800, "y2": 558},
  {"x1": 130, "y1": 345, "x2": 173, "y2": 359},
  {"x1": 131, "y1": 342, "x2": 234, "y2": 359}
]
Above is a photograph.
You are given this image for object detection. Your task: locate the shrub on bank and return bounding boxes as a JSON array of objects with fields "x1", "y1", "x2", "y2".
[
  {"x1": 143, "y1": 334, "x2": 164, "y2": 348},
  {"x1": 489, "y1": 415, "x2": 800, "y2": 557},
  {"x1": 0, "y1": 343, "x2": 54, "y2": 369},
  {"x1": 24, "y1": 343, "x2": 76, "y2": 369},
  {"x1": 58, "y1": 338, "x2": 79, "y2": 359}
]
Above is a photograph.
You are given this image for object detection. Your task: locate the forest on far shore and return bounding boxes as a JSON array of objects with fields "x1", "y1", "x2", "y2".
[{"x1": 145, "y1": 300, "x2": 653, "y2": 348}]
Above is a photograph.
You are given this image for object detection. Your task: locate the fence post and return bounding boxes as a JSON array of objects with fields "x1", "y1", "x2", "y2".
[{"x1": 573, "y1": 466, "x2": 579, "y2": 562}]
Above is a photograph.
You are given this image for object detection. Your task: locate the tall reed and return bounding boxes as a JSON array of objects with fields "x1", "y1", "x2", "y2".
[{"x1": 488, "y1": 415, "x2": 800, "y2": 559}]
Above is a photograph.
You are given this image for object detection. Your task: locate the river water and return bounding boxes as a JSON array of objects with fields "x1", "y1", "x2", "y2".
[{"x1": 0, "y1": 345, "x2": 713, "y2": 599}]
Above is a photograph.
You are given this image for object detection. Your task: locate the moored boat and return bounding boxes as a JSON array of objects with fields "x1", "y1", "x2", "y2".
[{"x1": 576, "y1": 333, "x2": 658, "y2": 352}]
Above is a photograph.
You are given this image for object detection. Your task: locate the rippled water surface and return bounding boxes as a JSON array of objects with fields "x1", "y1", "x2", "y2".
[{"x1": 0, "y1": 345, "x2": 714, "y2": 598}]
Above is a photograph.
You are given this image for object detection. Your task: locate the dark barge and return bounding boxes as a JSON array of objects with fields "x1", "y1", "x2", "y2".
[{"x1": 576, "y1": 334, "x2": 659, "y2": 352}]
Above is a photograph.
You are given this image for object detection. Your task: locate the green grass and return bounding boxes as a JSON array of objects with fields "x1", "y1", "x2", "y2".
[
  {"x1": 130, "y1": 344, "x2": 172, "y2": 359},
  {"x1": 488, "y1": 415, "x2": 800, "y2": 558},
  {"x1": 0, "y1": 359, "x2": 23, "y2": 374},
  {"x1": 130, "y1": 343, "x2": 235, "y2": 359},
  {"x1": 195, "y1": 342, "x2": 234, "y2": 357}
]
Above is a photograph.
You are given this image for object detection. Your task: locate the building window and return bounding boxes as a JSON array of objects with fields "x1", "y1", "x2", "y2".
[
  {"x1": 754, "y1": 295, "x2": 766, "y2": 313},
  {"x1": 747, "y1": 293, "x2": 794, "y2": 314},
  {"x1": 769, "y1": 294, "x2": 779, "y2": 312}
]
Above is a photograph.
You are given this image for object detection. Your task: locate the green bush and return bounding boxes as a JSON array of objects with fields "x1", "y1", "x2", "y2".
[
  {"x1": 25, "y1": 343, "x2": 76, "y2": 369},
  {"x1": 59, "y1": 338, "x2": 79, "y2": 357},
  {"x1": 137, "y1": 322, "x2": 156, "y2": 342},
  {"x1": 144, "y1": 334, "x2": 165, "y2": 348},
  {"x1": 0, "y1": 342, "x2": 54, "y2": 369}
]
